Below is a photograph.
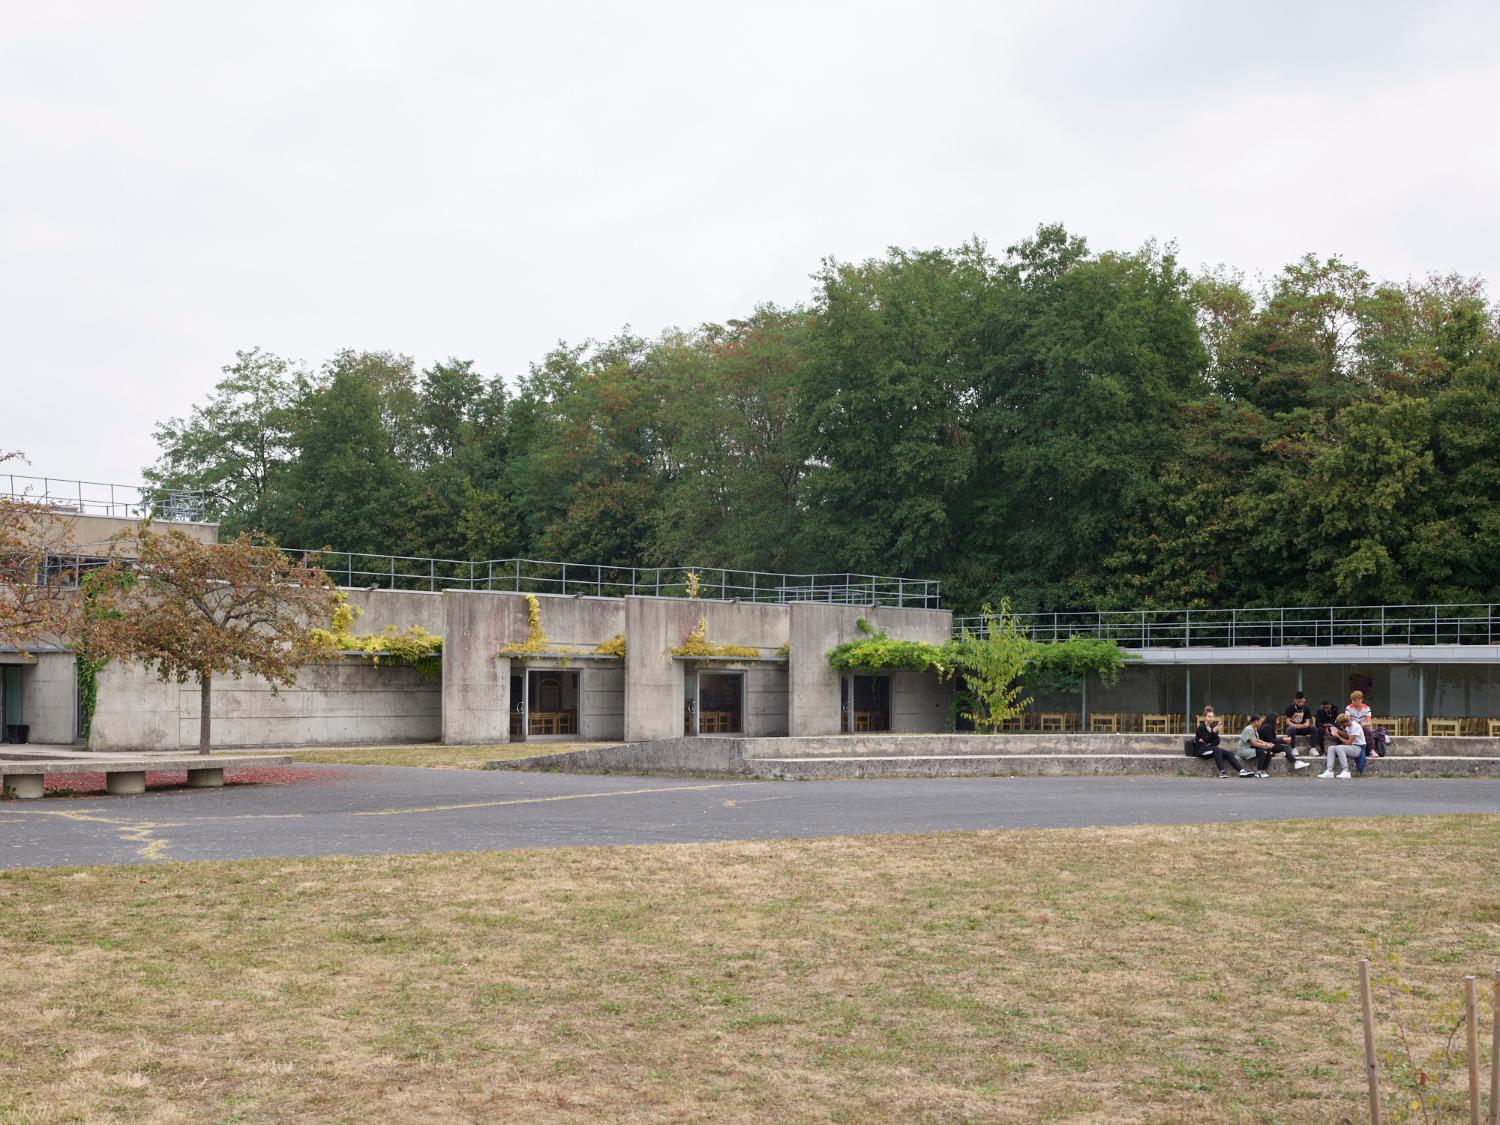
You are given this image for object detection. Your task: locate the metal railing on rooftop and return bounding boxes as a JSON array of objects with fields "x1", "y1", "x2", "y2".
[
  {"x1": 953, "y1": 604, "x2": 1500, "y2": 648},
  {"x1": 3, "y1": 475, "x2": 209, "y2": 523},
  {"x1": 293, "y1": 552, "x2": 942, "y2": 608}
]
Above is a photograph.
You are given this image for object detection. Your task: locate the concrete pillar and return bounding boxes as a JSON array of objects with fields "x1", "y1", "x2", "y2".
[
  {"x1": 3, "y1": 774, "x2": 44, "y2": 799},
  {"x1": 624, "y1": 598, "x2": 686, "y2": 741},
  {"x1": 787, "y1": 604, "x2": 845, "y2": 736},
  {"x1": 186, "y1": 767, "x2": 225, "y2": 788},
  {"x1": 105, "y1": 771, "x2": 146, "y2": 795},
  {"x1": 440, "y1": 593, "x2": 513, "y2": 744}
]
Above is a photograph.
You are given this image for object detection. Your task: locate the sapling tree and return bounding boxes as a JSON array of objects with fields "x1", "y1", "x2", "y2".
[
  {"x1": 947, "y1": 600, "x2": 1034, "y2": 732},
  {"x1": 92, "y1": 528, "x2": 338, "y2": 753}
]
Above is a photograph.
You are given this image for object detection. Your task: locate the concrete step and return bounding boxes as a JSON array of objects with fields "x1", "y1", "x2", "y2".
[
  {"x1": 733, "y1": 733, "x2": 1500, "y2": 759},
  {"x1": 742, "y1": 753, "x2": 1500, "y2": 781}
]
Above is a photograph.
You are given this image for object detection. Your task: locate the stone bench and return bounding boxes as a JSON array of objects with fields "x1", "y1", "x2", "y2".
[{"x1": 0, "y1": 752, "x2": 292, "y2": 799}]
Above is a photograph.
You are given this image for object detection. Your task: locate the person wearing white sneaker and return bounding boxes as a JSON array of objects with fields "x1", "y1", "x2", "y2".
[
  {"x1": 1324, "y1": 714, "x2": 1363, "y2": 777},
  {"x1": 1256, "y1": 713, "x2": 1309, "y2": 773},
  {"x1": 1337, "y1": 768, "x2": 1352, "y2": 779}
]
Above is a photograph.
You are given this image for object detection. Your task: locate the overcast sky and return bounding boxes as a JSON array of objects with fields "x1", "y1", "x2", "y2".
[{"x1": 3, "y1": 0, "x2": 1497, "y2": 489}]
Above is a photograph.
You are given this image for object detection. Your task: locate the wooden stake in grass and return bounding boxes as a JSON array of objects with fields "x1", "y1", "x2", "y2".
[
  {"x1": 1360, "y1": 959, "x2": 1382, "y2": 1125},
  {"x1": 1490, "y1": 970, "x2": 1499, "y2": 1125},
  {"x1": 1468, "y1": 976, "x2": 1483, "y2": 1125}
]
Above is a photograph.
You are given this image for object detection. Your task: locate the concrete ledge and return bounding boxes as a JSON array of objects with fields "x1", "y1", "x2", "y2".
[
  {"x1": 489, "y1": 735, "x2": 1500, "y2": 782},
  {"x1": 0, "y1": 753, "x2": 291, "y2": 799}
]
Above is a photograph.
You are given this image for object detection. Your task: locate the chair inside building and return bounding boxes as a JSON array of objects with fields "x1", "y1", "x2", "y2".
[
  {"x1": 841, "y1": 673, "x2": 891, "y2": 733},
  {"x1": 525, "y1": 669, "x2": 579, "y2": 737}
]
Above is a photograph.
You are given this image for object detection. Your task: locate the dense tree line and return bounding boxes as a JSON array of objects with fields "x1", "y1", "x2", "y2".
[{"x1": 145, "y1": 225, "x2": 1500, "y2": 614}]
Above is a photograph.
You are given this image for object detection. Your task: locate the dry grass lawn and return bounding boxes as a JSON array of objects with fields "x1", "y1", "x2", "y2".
[
  {"x1": 285, "y1": 741, "x2": 608, "y2": 768},
  {"x1": 3, "y1": 816, "x2": 1499, "y2": 1123}
]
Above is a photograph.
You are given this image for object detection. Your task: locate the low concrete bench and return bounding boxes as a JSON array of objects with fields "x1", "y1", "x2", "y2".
[{"x1": 0, "y1": 752, "x2": 292, "y2": 799}]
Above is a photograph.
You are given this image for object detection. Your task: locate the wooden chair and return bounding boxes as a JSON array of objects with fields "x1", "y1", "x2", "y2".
[
  {"x1": 998, "y1": 714, "x2": 1024, "y2": 733},
  {"x1": 1426, "y1": 718, "x2": 1462, "y2": 737},
  {"x1": 1142, "y1": 713, "x2": 1177, "y2": 734},
  {"x1": 1488, "y1": 719, "x2": 1500, "y2": 738},
  {"x1": 1039, "y1": 712, "x2": 1068, "y2": 733},
  {"x1": 1089, "y1": 713, "x2": 1119, "y2": 733}
]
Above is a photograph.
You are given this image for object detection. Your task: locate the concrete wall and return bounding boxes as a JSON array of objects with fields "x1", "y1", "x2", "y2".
[
  {"x1": 747, "y1": 664, "x2": 789, "y2": 736},
  {"x1": 56, "y1": 512, "x2": 218, "y2": 553},
  {"x1": 624, "y1": 598, "x2": 790, "y2": 741},
  {"x1": 341, "y1": 588, "x2": 446, "y2": 636},
  {"x1": 441, "y1": 591, "x2": 626, "y2": 744},
  {"x1": 787, "y1": 603, "x2": 953, "y2": 736},
  {"x1": 890, "y1": 667, "x2": 952, "y2": 732},
  {"x1": 91, "y1": 657, "x2": 439, "y2": 750},
  {"x1": 581, "y1": 663, "x2": 625, "y2": 741},
  {"x1": 90, "y1": 661, "x2": 177, "y2": 750},
  {"x1": 18, "y1": 652, "x2": 76, "y2": 743}
]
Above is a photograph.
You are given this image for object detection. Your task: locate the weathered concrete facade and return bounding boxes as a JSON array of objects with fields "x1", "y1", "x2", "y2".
[
  {"x1": 90, "y1": 657, "x2": 440, "y2": 750},
  {"x1": 63, "y1": 587, "x2": 950, "y2": 751},
  {"x1": 786, "y1": 604, "x2": 954, "y2": 736}
]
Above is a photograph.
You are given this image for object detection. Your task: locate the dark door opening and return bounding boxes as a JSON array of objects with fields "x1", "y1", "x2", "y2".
[
  {"x1": 697, "y1": 672, "x2": 743, "y2": 734},
  {"x1": 841, "y1": 674, "x2": 891, "y2": 732},
  {"x1": 526, "y1": 669, "x2": 579, "y2": 737}
]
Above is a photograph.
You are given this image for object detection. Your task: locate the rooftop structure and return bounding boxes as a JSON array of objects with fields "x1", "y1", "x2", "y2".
[
  {"x1": 956, "y1": 604, "x2": 1500, "y2": 648},
  {"x1": 3, "y1": 474, "x2": 210, "y2": 523}
]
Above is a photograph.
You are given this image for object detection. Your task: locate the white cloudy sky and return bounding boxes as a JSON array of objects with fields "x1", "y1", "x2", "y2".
[{"x1": 2, "y1": 0, "x2": 1497, "y2": 487}]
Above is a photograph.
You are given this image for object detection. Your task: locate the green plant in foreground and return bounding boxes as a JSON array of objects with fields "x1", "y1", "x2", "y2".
[{"x1": 948, "y1": 601, "x2": 1033, "y2": 732}]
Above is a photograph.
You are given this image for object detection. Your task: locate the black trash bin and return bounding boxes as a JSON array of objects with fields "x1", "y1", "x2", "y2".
[{"x1": 5, "y1": 724, "x2": 28, "y2": 744}]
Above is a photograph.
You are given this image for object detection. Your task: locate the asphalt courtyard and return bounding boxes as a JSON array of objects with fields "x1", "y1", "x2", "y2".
[{"x1": 4, "y1": 765, "x2": 1500, "y2": 868}]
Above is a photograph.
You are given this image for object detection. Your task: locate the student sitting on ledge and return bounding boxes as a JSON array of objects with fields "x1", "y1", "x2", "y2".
[{"x1": 1195, "y1": 706, "x2": 1252, "y2": 778}]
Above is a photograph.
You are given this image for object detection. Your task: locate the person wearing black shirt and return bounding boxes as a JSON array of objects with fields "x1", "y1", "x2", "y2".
[
  {"x1": 1312, "y1": 700, "x2": 1340, "y2": 754},
  {"x1": 1194, "y1": 706, "x2": 1250, "y2": 778},
  {"x1": 1283, "y1": 692, "x2": 1316, "y2": 750},
  {"x1": 1259, "y1": 713, "x2": 1310, "y2": 772}
]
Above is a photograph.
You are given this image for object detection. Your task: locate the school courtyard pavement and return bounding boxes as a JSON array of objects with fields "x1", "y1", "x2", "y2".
[{"x1": 4, "y1": 766, "x2": 1500, "y2": 869}]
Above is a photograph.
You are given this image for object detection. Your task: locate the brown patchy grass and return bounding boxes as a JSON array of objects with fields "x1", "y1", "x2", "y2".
[
  {"x1": 2, "y1": 816, "x2": 1498, "y2": 1123},
  {"x1": 285, "y1": 741, "x2": 611, "y2": 768}
]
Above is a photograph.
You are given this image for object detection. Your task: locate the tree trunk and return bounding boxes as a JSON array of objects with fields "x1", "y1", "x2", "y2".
[{"x1": 199, "y1": 672, "x2": 212, "y2": 755}]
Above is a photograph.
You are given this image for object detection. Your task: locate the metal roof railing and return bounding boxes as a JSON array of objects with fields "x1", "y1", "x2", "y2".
[
  {"x1": 294, "y1": 552, "x2": 942, "y2": 609},
  {"x1": 2, "y1": 475, "x2": 209, "y2": 523},
  {"x1": 953, "y1": 604, "x2": 1500, "y2": 648}
]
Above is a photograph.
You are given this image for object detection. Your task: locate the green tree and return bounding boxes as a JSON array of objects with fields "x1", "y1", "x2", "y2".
[
  {"x1": 144, "y1": 348, "x2": 300, "y2": 534},
  {"x1": 969, "y1": 227, "x2": 1209, "y2": 610},
  {"x1": 798, "y1": 244, "x2": 988, "y2": 578},
  {"x1": 947, "y1": 601, "x2": 1034, "y2": 731},
  {"x1": 651, "y1": 307, "x2": 810, "y2": 570}
]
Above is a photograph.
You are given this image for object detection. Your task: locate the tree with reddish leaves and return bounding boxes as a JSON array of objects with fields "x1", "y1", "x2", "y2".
[
  {"x1": 0, "y1": 453, "x2": 79, "y2": 654},
  {"x1": 91, "y1": 528, "x2": 338, "y2": 754}
]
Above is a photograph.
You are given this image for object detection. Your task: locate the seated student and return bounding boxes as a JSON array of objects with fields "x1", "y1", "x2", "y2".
[
  {"x1": 1239, "y1": 713, "x2": 1274, "y2": 778},
  {"x1": 1345, "y1": 690, "x2": 1384, "y2": 758},
  {"x1": 1319, "y1": 713, "x2": 1366, "y2": 778},
  {"x1": 1312, "y1": 699, "x2": 1340, "y2": 755},
  {"x1": 1195, "y1": 706, "x2": 1251, "y2": 778},
  {"x1": 1283, "y1": 692, "x2": 1316, "y2": 749},
  {"x1": 1259, "y1": 711, "x2": 1310, "y2": 773}
]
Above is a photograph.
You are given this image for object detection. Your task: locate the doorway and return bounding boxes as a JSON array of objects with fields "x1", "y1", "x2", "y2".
[
  {"x1": 841, "y1": 674, "x2": 891, "y2": 732},
  {"x1": 690, "y1": 671, "x2": 744, "y2": 735},
  {"x1": 525, "y1": 669, "x2": 580, "y2": 737}
]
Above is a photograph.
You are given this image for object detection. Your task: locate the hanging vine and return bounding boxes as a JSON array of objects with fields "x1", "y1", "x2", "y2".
[{"x1": 670, "y1": 618, "x2": 760, "y2": 659}]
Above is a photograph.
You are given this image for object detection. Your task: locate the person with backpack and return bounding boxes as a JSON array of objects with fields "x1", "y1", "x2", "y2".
[{"x1": 1195, "y1": 706, "x2": 1251, "y2": 778}]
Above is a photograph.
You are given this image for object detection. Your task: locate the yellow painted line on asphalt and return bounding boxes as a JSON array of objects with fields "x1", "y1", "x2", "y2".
[
  {"x1": 17, "y1": 808, "x2": 182, "y2": 862},
  {"x1": 353, "y1": 781, "x2": 756, "y2": 817}
]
